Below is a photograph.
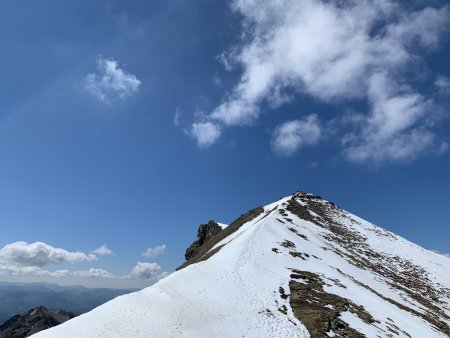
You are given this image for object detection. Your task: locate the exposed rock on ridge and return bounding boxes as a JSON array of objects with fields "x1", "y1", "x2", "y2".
[
  {"x1": 289, "y1": 270, "x2": 376, "y2": 338},
  {"x1": 185, "y1": 220, "x2": 222, "y2": 260},
  {"x1": 285, "y1": 192, "x2": 450, "y2": 336},
  {"x1": 178, "y1": 207, "x2": 264, "y2": 270},
  {"x1": 0, "y1": 306, "x2": 75, "y2": 338}
]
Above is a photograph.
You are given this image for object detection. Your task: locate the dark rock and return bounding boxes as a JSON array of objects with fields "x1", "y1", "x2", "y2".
[
  {"x1": 280, "y1": 240, "x2": 296, "y2": 248},
  {"x1": 0, "y1": 306, "x2": 75, "y2": 338},
  {"x1": 178, "y1": 207, "x2": 264, "y2": 270},
  {"x1": 289, "y1": 270, "x2": 374, "y2": 338},
  {"x1": 185, "y1": 220, "x2": 222, "y2": 261}
]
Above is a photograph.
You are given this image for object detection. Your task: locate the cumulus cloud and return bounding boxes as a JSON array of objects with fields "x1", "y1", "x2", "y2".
[
  {"x1": 190, "y1": 0, "x2": 449, "y2": 163},
  {"x1": 0, "y1": 264, "x2": 47, "y2": 277},
  {"x1": 84, "y1": 58, "x2": 141, "y2": 103},
  {"x1": 0, "y1": 259, "x2": 168, "y2": 287},
  {"x1": 271, "y1": 114, "x2": 321, "y2": 155},
  {"x1": 0, "y1": 241, "x2": 168, "y2": 287},
  {"x1": 128, "y1": 262, "x2": 161, "y2": 279},
  {"x1": 142, "y1": 244, "x2": 166, "y2": 258},
  {"x1": 0, "y1": 242, "x2": 96, "y2": 267},
  {"x1": 92, "y1": 244, "x2": 114, "y2": 256},
  {"x1": 191, "y1": 121, "x2": 222, "y2": 148}
]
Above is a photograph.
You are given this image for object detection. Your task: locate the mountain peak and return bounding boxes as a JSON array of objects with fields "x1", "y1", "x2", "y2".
[
  {"x1": 34, "y1": 193, "x2": 450, "y2": 337},
  {"x1": 0, "y1": 306, "x2": 75, "y2": 338}
]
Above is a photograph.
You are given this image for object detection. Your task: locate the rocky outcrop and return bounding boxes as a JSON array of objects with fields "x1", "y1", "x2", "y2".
[
  {"x1": 185, "y1": 220, "x2": 222, "y2": 260},
  {"x1": 288, "y1": 270, "x2": 376, "y2": 337},
  {"x1": 178, "y1": 207, "x2": 264, "y2": 270},
  {"x1": 0, "y1": 306, "x2": 75, "y2": 338}
]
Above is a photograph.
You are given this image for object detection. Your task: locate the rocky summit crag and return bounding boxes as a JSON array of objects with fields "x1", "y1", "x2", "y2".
[
  {"x1": 0, "y1": 306, "x2": 75, "y2": 338},
  {"x1": 33, "y1": 192, "x2": 450, "y2": 337}
]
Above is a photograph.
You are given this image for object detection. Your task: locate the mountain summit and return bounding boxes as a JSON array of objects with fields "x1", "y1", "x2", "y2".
[{"x1": 33, "y1": 192, "x2": 450, "y2": 337}]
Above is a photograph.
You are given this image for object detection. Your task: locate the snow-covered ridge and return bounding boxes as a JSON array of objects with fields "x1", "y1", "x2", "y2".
[{"x1": 33, "y1": 192, "x2": 450, "y2": 337}]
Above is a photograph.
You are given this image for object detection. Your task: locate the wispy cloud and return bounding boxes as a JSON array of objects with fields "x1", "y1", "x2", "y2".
[
  {"x1": 0, "y1": 264, "x2": 114, "y2": 279},
  {"x1": 70, "y1": 268, "x2": 115, "y2": 278},
  {"x1": 271, "y1": 114, "x2": 321, "y2": 156},
  {"x1": 342, "y1": 72, "x2": 438, "y2": 163},
  {"x1": 142, "y1": 244, "x2": 166, "y2": 258},
  {"x1": 190, "y1": 0, "x2": 449, "y2": 164},
  {"x1": 173, "y1": 108, "x2": 183, "y2": 126},
  {"x1": 93, "y1": 244, "x2": 114, "y2": 256},
  {"x1": 84, "y1": 58, "x2": 141, "y2": 103},
  {"x1": 435, "y1": 76, "x2": 450, "y2": 95},
  {"x1": 0, "y1": 241, "x2": 96, "y2": 267}
]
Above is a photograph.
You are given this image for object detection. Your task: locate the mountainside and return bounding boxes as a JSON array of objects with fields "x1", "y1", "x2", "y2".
[
  {"x1": 0, "y1": 306, "x2": 75, "y2": 338},
  {"x1": 33, "y1": 192, "x2": 450, "y2": 337}
]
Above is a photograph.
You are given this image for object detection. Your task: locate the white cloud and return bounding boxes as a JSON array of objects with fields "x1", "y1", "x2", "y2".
[
  {"x1": 0, "y1": 264, "x2": 113, "y2": 279},
  {"x1": 343, "y1": 72, "x2": 437, "y2": 163},
  {"x1": 190, "y1": 0, "x2": 449, "y2": 163},
  {"x1": 128, "y1": 262, "x2": 161, "y2": 280},
  {"x1": 0, "y1": 247, "x2": 168, "y2": 287},
  {"x1": 435, "y1": 76, "x2": 450, "y2": 95},
  {"x1": 70, "y1": 268, "x2": 115, "y2": 279},
  {"x1": 84, "y1": 58, "x2": 141, "y2": 103},
  {"x1": 93, "y1": 244, "x2": 114, "y2": 256},
  {"x1": 0, "y1": 241, "x2": 96, "y2": 267},
  {"x1": 142, "y1": 244, "x2": 166, "y2": 258},
  {"x1": 271, "y1": 114, "x2": 321, "y2": 156},
  {"x1": 191, "y1": 121, "x2": 222, "y2": 148},
  {"x1": 0, "y1": 264, "x2": 47, "y2": 277}
]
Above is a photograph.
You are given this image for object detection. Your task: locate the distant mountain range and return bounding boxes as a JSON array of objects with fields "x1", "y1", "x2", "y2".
[
  {"x1": 0, "y1": 282, "x2": 136, "y2": 325},
  {"x1": 33, "y1": 192, "x2": 450, "y2": 337}
]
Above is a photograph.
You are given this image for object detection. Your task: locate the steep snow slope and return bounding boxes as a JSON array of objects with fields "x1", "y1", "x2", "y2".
[{"x1": 34, "y1": 193, "x2": 450, "y2": 338}]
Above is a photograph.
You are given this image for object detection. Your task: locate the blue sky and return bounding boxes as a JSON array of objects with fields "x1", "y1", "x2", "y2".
[{"x1": 0, "y1": 0, "x2": 449, "y2": 288}]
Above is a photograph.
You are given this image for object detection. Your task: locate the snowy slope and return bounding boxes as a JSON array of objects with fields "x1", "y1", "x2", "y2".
[{"x1": 33, "y1": 192, "x2": 450, "y2": 338}]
